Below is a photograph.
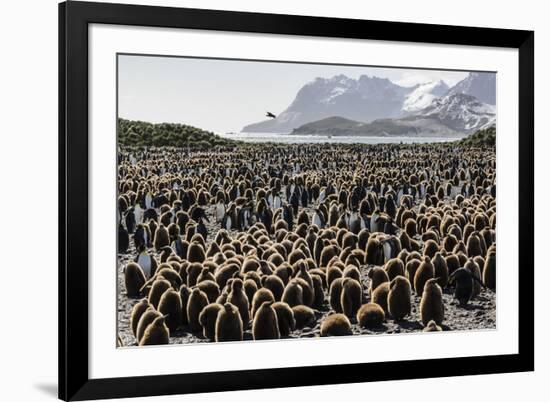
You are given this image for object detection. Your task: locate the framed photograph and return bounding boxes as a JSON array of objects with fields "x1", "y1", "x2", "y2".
[{"x1": 59, "y1": 1, "x2": 534, "y2": 400}]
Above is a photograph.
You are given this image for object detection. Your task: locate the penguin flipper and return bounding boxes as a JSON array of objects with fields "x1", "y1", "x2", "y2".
[{"x1": 471, "y1": 273, "x2": 487, "y2": 289}]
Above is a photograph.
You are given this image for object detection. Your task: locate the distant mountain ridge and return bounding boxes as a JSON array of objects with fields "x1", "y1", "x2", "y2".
[
  {"x1": 243, "y1": 74, "x2": 412, "y2": 133},
  {"x1": 242, "y1": 72, "x2": 496, "y2": 134},
  {"x1": 291, "y1": 92, "x2": 495, "y2": 137},
  {"x1": 446, "y1": 72, "x2": 496, "y2": 105},
  {"x1": 417, "y1": 93, "x2": 495, "y2": 132}
]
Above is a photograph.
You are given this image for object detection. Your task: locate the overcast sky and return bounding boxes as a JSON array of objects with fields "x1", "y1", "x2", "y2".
[{"x1": 118, "y1": 54, "x2": 469, "y2": 133}]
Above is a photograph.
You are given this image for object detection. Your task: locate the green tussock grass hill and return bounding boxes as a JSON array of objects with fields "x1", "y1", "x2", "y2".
[
  {"x1": 117, "y1": 118, "x2": 239, "y2": 148},
  {"x1": 457, "y1": 126, "x2": 496, "y2": 147}
]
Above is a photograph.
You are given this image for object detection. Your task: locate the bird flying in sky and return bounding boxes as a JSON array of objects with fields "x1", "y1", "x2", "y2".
[{"x1": 266, "y1": 111, "x2": 276, "y2": 119}]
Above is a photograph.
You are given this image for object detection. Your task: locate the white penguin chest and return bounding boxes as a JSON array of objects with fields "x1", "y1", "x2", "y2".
[
  {"x1": 371, "y1": 214, "x2": 379, "y2": 232},
  {"x1": 138, "y1": 255, "x2": 152, "y2": 278},
  {"x1": 313, "y1": 213, "x2": 322, "y2": 227},
  {"x1": 383, "y1": 242, "x2": 392, "y2": 263},
  {"x1": 134, "y1": 207, "x2": 142, "y2": 223},
  {"x1": 216, "y1": 203, "x2": 225, "y2": 221}
]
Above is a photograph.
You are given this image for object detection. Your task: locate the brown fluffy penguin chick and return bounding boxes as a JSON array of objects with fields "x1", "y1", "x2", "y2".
[
  {"x1": 356, "y1": 303, "x2": 385, "y2": 328},
  {"x1": 423, "y1": 320, "x2": 443, "y2": 332},
  {"x1": 245, "y1": 270, "x2": 263, "y2": 287},
  {"x1": 124, "y1": 262, "x2": 147, "y2": 298},
  {"x1": 320, "y1": 313, "x2": 352, "y2": 336},
  {"x1": 320, "y1": 245, "x2": 339, "y2": 267},
  {"x1": 368, "y1": 267, "x2": 389, "y2": 295},
  {"x1": 136, "y1": 309, "x2": 162, "y2": 344},
  {"x1": 139, "y1": 315, "x2": 170, "y2": 346},
  {"x1": 270, "y1": 301, "x2": 295, "y2": 336},
  {"x1": 199, "y1": 303, "x2": 223, "y2": 341},
  {"x1": 251, "y1": 288, "x2": 276, "y2": 318},
  {"x1": 420, "y1": 278, "x2": 445, "y2": 326},
  {"x1": 465, "y1": 259, "x2": 482, "y2": 298},
  {"x1": 399, "y1": 231, "x2": 413, "y2": 251},
  {"x1": 262, "y1": 275, "x2": 285, "y2": 301},
  {"x1": 432, "y1": 252, "x2": 449, "y2": 288},
  {"x1": 294, "y1": 277, "x2": 315, "y2": 307},
  {"x1": 153, "y1": 224, "x2": 170, "y2": 251},
  {"x1": 157, "y1": 289, "x2": 183, "y2": 334},
  {"x1": 326, "y1": 265, "x2": 343, "y2": 289},
  {"x1": 292, "y1": 305, "x2": 316, "y2": 329},
  {"x1": 288, "y1": 249, "x2": 307, "y2": 266},
  {"x1": 187, "y1": 242, "x2": 206, "y2": 263},
  {"x1": 423, "y1": 239, "x2": 440, "y2": 258},
  {"x1": 130, "y1": 299, "x2": 152, "y2": 337},
  {"x1": 228, "y1": 278, "x2": 250, "y2": 326},
  {"x1": 196, "y1": 280, "x2": 221, "y2": 304},
  {"x1": 187, "y1": 288, "x2": 209, "y2": 332},
  {"x1": 473, "y1": 255, "x2": 486, "y2": 275},
  {"x1": 414, "y1": 256, "x2": 435, "y2": 295},
  {"x1": 179, "y1": 284, "x2": 191, "y2": 325},
  {"x1": 456, "y1": 251, "x2": 468, "y2": 267},
  {"x1": 405, "y1": 258, "x2": 421, "y2": 285},
  {"x1": 445, "y1": 254, "x2": 460, "y2": 276},
  {"x1": 241, "y1": 257, "x2": 261, "y2": 273},
  {"x1": 342, "y1": 265, "x2": 361, "y2": 282},
  {"x1": 385, "y1": 258, "x2": 405, "y2": 281},
  {"x1": 186, "y1": 262, "x2": 203, "y2": 287},
  {"x1": 155, "y1": 266, "x2": 182, "y2": 289},
  {"x1": 371, "y1": 282, "x2": 390, "y2": 313},
  {"x1": 274, "y1": 264, "x2": 294, "y2": 285},
  {"x1": 214, "y1": 263, "x2": 240, "y2": 289},
  {"x1": 404, "y1": 218, "x2": 417, "y2": 237},
  {"x1": 466, "y1": 233, "x2": 483, "y2": 257},
  {"x1": 197, "y1": 267, "x2": 216, "y2": 284},
  {"x1": 215, "y1": 303, "x2": 243, "y2": 342},
  {"x1": 340, "y1": 278, "x2": 363, "y2": 319},
  {"x1": 311, "y1": 274, "x2": 325, "y2": 308},
  {"x1": 148, "y1": 278, "x2": 171, "y2": 309},
  {"x1": 483, "y1": 250, "x2": 496, "y2": 291},
  {"x1": 329, "y1": 278, "x2": 344, "y2": 313},
  {"x1": 365, "y1": 237, "x2": 383, "y2": 265},
  {"x1": 243, "y1": 278, "x2": 259, "y2": 305},
  {"x1": 282, "y1": 279, "x2": 304, "y2": 308},
  {"x1": 252, "y1": 301, "x2": 280, "y2": 340},
  {"x1": 388, "y1": 275, "x2": 412, "y2": 320},
  {"x1": 296, "y1": 263, "x2": 314, "y2": 290}
]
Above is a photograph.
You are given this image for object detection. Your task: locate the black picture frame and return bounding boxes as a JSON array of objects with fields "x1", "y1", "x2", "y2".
[{"x1": 59, "y1": 1, "x2": 534, "y2": 400}]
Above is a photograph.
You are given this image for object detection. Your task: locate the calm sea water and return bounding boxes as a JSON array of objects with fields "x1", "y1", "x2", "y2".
[{"x1": 218, "y1": 132, "x2": 460, "y2": 144}]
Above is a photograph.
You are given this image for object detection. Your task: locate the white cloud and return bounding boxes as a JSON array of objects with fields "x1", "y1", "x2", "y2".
[{"x1": 394, "y1": 70, "x2": 468, "y2": 87}]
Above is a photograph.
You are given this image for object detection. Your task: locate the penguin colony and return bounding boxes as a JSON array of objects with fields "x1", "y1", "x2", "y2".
[{"x1": 117, "y1": 143, "x2": 496, "y2": 346}]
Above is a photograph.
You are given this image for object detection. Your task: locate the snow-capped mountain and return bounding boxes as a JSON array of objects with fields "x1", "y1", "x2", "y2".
[
  {"x1": 417, "y1": 93, "x2": 496, "y2": 132},
  {"x1": 242, "y1": 74, "x2": 411, "y2": 133},
  {"x1": 242, "y1": 72, "x2": 496, "y2": 134},
  {"x1": 402, "y1": 80, "x2": 449, "y2": 113},
  {"x1": 446, "y1": 72, "x2": 496, "y2": 105},
  {"x1": 291, "y1": 92, "x2": 495, "y2": 137}
]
